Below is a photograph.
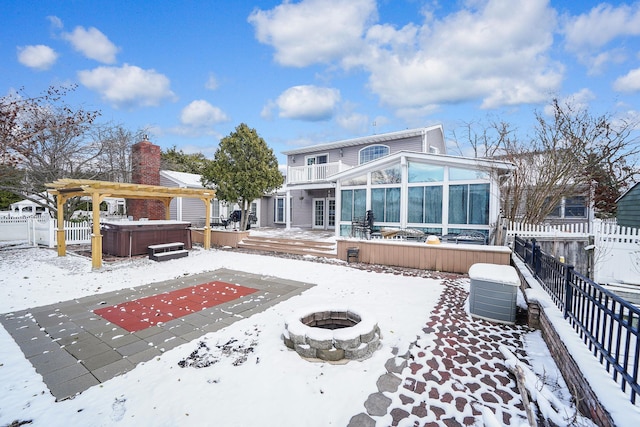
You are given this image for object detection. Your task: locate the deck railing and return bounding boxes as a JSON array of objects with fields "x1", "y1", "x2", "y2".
[
  {"x1": 514, "y1": 235, "x2": 640, "y2": 405},
  {"x1": 287, "y1": 161, "x2": 350, "y2": 184}
]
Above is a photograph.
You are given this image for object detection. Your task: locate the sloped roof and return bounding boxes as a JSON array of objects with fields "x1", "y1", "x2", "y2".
[
  {"x1": 160, "y1": 170, "x2": 204, "y2": 188},
  {"x1": 330, "y1": 150, "x2": 515, "y2": 181}
]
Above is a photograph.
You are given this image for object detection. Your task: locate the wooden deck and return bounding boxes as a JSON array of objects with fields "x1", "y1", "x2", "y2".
[
  {"x1": 337, "y1": 239, "x2": 511, "y2": 274},
  {"x1": 191, "y1": 227, "x2": 511, "y2": 274}
]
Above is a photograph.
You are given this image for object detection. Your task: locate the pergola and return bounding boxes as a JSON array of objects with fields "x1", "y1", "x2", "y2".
[{"x1": 46, "y1": 179, "x2": 215, "y2": 269}]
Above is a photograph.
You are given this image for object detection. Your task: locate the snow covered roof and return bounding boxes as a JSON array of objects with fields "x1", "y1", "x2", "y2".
[{"x1": 160, "y1": 170, "x2": 205, "y2": 188}]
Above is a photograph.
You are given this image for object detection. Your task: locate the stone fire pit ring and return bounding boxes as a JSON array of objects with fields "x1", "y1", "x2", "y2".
[{"x1": 282, "y1": 307, "x2": 381, "y2": 362}]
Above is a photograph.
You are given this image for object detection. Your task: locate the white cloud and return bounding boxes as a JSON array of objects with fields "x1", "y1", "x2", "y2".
[
  {"x1": 205, "y1": 74, "x2": 218, "y2": 91},
  {"x1": 16, "y1": 45, "x2": 58, "y2": 70},
  {"x1": 62, "y1": 26, "x2": 120, "y2": 64},
  {"x1": 336, "y1": 111, "x2": 369, "y2": 134},
  {"x1": 47, "y1": 15, "x2": 63, "y2": 30},
  {"x1": 562, "y1": 3, "x2": 640, "y2": 71},
  {"x1": 248, "y1": 0, "x2": 376, "y2": 67},
  {"x1": 357, "y1": 0, "x2": 562, "y2": 110},
  {"x1": 276, "y1": 85, "x2": 341, "y2": 121},
  {"x1": 78, "y1": 64, "x2": 175, "y2": 108},
  {"x1": 180, "y1": 100, "x2": 229, "y2": 127},
  {"x1": 613, "y1": 68, "x2": 640, "y2": 93},
  {"x1": 562, "y1": 3, "x2": 640, "y2": 51},
  {"x1": 252, "y1": 0, "x2": 562, "y2": 113},
  {"x1": 542, "y1": 88, "x2": 595, "y2": 117}
]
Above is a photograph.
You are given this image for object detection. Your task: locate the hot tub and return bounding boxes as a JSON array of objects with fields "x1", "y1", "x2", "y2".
[{"x1": 101, "y1": 220, "x2": 192, "y2": 257}]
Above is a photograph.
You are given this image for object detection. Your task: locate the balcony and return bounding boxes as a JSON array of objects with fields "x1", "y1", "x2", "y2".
[{"x1": 287, "y1": 161, "x2": 352, "y2": 184}]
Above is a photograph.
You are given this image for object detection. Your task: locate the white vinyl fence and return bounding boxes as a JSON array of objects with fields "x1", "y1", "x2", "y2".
[
  {"x1": 593, "y1": 222, "x2": 640, "y2": 285},
  {"x1": 508, "y1": 219, "x2": 640, "y2": 285},
  {"x1": 0, "y1": 217, "x2": 91, "y2": 247}
]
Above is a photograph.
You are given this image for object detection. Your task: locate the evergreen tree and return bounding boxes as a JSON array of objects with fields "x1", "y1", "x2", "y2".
[{"x1": 201, "y1": 123, "x2": 283, "y2": 231}]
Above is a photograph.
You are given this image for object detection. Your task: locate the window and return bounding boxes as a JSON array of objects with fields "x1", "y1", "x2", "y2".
[
  {"x1": 212, "y1": 199, "x2": 221, "y2": 219},
  {"x1": 449, "y1": 184, "x2": 490, "y2": 225},
  {"x1": 371, "y1": 187, "x2": 400, "y2": 222},
  {"x1": 359, "y1": 145, "x2": 389, "y2": 164},
  {"x1": 449, "y1": 167, "x2": 489, "y2": 181},
  {"x1": 343, "y1": 174, "x2": 367, "y2": 186},
  {"x1": 408, "y1": 162, "x2": 444, "y2": 183},
  {"x1": 306, "y1": 154, "x2": 328, "y2": 165},
  {"x1": 408, "y1": 186, "x2": 442, "y2": 223},
  {"x1": 565, "y1": 196, "x2": 586, "y2": 218},
  {"x1": 341, "y1": 189, "x2": 366, "y2": 221},
  {"x1": 371, "y1": 165, "x2": 401, "y2": 184},
  {"x1": 274, "y1": 196, "x2": 286, "y2": 223}
]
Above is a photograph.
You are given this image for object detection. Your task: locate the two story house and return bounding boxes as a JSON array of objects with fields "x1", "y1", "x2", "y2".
[{"x1": 265, "y1": 125, "x2": 514, "y2": 240}]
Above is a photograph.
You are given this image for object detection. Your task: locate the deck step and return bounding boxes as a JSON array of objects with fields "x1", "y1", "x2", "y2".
[{"x1": 238, "y1": 236, "x2": 336, "y2": 258}]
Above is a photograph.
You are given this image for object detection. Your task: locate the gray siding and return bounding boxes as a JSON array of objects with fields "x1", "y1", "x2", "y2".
[
  {"x1": 617, "y1": 183, "x2": 640, "y2": 228},
  {"x1": 288, "y1": 134, "x2": 424, "y2": 168},
  {"x1": 426, "y1": 128, "x2": 446, "y2": 153}
]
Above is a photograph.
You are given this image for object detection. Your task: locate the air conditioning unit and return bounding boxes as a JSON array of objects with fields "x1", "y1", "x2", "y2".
[{"x1": 468, "y1": 263, "x2": 520, "y2": 324}]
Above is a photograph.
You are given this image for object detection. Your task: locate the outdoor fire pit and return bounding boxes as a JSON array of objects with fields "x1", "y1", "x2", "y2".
[{"x1": 282, "y1": 307, "x2": 381, "y2": 362}]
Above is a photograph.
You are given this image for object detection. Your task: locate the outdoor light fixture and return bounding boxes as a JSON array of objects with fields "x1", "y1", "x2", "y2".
[{"x1": 339, "y1": 148, "x2": 343, "y2": 157}]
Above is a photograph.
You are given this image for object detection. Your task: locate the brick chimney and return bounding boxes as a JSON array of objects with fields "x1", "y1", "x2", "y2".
[{"x1": 128, "y1": 136, "x2": 165, "y2": 220}]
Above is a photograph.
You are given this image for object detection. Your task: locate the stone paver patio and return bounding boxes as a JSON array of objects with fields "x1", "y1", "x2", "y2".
[{"x1": 0, "y1": 268, "x2": 313, "y2": 400}]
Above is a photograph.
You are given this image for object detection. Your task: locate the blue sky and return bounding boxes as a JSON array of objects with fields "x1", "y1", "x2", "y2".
[{"x1": 2, "y1": 0, "x2": 639, "y2": 164}]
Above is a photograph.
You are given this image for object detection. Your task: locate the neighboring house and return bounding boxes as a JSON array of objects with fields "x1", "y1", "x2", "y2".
[
  {"x1": 7, "y1": 194, "x2": 125, "y2": 218},
  {"x1": 269, "y1": 125, "x2": 513, "y2": 239},
  {"x1": 160, "y1": 170, "x2": 261, "y2": 227},
  {"x1": 616, "y1": 182, "x2": 640, "y2": 228}
]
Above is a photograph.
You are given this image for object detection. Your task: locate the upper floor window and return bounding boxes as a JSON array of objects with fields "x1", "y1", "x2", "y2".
[{"x1": 359, "y1": 145, "x2": 389, "y2": 164}]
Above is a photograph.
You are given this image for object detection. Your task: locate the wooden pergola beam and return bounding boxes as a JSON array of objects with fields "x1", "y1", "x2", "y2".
[{"x1": 46, "y1": 179, "x2": 216, "y2": 269}]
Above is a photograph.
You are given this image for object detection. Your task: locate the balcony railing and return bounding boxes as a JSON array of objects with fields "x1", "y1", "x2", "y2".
[{"x1": 287, "y1": 161, "x2": 351, "y2": 184}]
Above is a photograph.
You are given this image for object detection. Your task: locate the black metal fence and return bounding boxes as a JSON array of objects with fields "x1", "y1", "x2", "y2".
[{"x1": 514, "y1": 235, "x2": 640, "y2": 405}]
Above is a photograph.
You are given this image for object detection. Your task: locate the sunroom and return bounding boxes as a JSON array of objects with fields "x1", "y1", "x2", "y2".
[{"x1": 332, "y1": 151, "x2": 514, "y2": 242}]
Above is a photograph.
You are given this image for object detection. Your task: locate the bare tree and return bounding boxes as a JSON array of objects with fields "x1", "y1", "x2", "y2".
[
  {"x1": 452, "y1": 100, "x2": 639, "y2": 224},
  {"x1": 92, "y1": 123, "x2": 143, "y2": 183},
  {"x1": 0, "y1": 85, "x2": 103, "y2": 218}
]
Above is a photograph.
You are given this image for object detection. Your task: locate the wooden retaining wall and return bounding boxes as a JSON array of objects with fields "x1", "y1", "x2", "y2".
[
  {"x1": 337, "y1": 239, "x2": 511, "y2": 274},
  {"x1": 191, "y1": 229, "x2": 250, "y2": 248}
]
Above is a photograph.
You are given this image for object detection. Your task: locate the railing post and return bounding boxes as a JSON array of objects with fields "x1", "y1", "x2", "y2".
[
  {"x1": 530, "y1": 238, "x2": 537, "y2": 270},
  {"x1": 533, "y1": 241, "x2": 541, "y2": 276},
  {"x1": 563, "y1": 264, "x2": 574, "y2": 318}
]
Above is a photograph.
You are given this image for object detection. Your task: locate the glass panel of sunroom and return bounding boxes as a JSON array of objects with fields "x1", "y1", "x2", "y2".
[
  {"x1": 469, "y1": 184, "x2": 490, "y2": 224},
  {"x1": 408, "y1": 187, "x2": 424, "y2": 222},
  {"x1": 354, "y1": 189, "x2": 366, "y2": 218},
  {"x1": 449, "y1": 167, "x2": 489, "y2": 181},
  {"x1": 425, "y1": 186, "x2": 443, "y2": 223},
  {"x1": 371, "y1": 165, "x2": 401, "y2": 184},
  {"x1": 386, "y1": 188, "x2": 400, "y2": 222},
  {"x1": 341, "y1": 190, "x2": 353, "y2": 221},
  {"x1": 408, "y1": 163, "x2": 444, "y2": 183},
  {"x1": 448, "y1": 185, "x2": 468, "y2": 224}
]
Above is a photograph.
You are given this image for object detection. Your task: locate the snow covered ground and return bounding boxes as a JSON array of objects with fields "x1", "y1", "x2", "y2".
[{"x1": 0, "y1": 232, "x2": 636, "y2": 426}]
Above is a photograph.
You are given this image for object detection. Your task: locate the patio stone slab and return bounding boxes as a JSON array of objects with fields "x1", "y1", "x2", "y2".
[{"x1": 1, "y1": 268, "x2": 314, "y2": 400}]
